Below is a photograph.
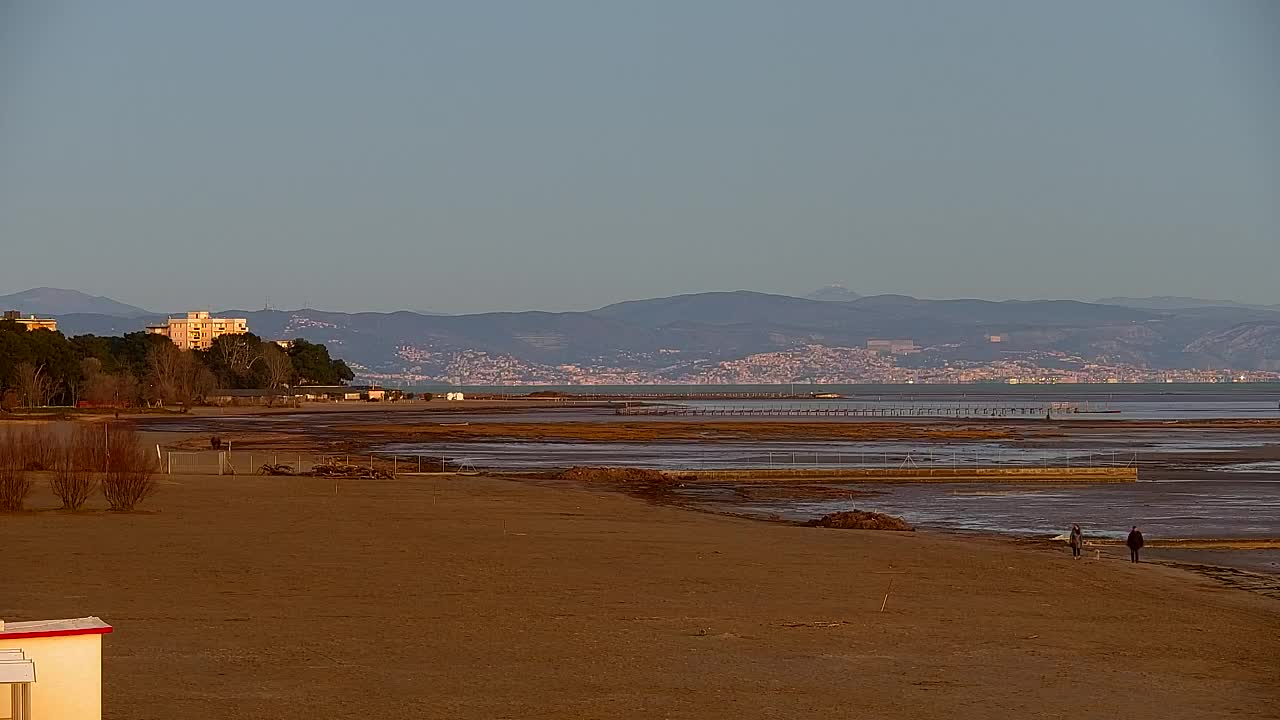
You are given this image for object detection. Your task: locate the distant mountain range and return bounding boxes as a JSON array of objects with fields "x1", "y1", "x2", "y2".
[
  {"x1": 1096, "y1": 296, "x2": 1280, "y2": 312},
  {"x1": 0, "y1": 287, "x2": 153, "y2": 317},
  {"x1": 6, "y1": 287, "x2": 1280, "y2": 377}
]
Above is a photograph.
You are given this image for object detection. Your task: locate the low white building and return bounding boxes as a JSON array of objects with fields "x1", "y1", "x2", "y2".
[{"x1": 0, "y1": 616, "x2": 111, "y2": 720}]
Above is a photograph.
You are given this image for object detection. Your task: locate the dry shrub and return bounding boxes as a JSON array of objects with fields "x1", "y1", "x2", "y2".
[
  {"x1": 5, "y1": 425, "x2": 59, "y2": 471},
  {"x1": 0, "y1": 430, "x2": 33, "y2": 512},
  {"x1": 51, "y1": 427, "x2": 99, "y2": 510},
  {"x1": 101, "y1": 424, "x2": 158, "y2": 511},
  {"x1": 69, "y1": 423, "x2": 108, "y2": 472},
  {"x1": 804, "y1": 510, "x2": 914, "y2": 531}
]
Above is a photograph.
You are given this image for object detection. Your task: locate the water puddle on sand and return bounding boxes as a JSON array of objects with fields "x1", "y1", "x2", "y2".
[
  {"x1": 378, "y1": 440, "x2": 1280, "y2": 548},
  {"x1": 1209, "y1": 461, "x2": 1280, "y2": 473},
  {"x1": 378, "y1": 440, "x2": 1130, "y2": 470},
  {"x1": 705, "y1": 479, "x2": 1280, "y2": 542}
]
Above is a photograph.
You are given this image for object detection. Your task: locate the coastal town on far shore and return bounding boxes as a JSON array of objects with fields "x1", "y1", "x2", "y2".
[
  {"x1": 380, "y1": 342, "x2": 1280, "y2": 387},
  {"x1": 7, "y1": 308, "x2": 1280, "y2": 391}
]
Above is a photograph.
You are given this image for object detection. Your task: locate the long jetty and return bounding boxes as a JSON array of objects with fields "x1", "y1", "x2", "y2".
[
  {"x1": 617, "y1": 403, "x2": 1080, "y2": 418},
  {"x1": 673, "y1": 466, "x2": 1137, "y2": 483}
]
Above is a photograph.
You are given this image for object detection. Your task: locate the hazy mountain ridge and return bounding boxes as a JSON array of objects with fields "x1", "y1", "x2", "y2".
[
  {"x1": 24, "y1": 288, "x2": 1280, "y2": 376},
  {"x1": 1097, "y1": 296, "x2": 1280, "y2": 312},
  {"x1": 0, "y1": 287, "x2": 153, "y2": 317},
  {"x1": 1183, "y1": 322, "x2": 1280, "y2": 372}
]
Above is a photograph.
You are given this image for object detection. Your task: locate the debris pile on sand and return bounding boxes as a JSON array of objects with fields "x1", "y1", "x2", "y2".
[
  {"x1": 259, "y1": 462, "x2": 394, "y2": 479},
  {"x1": 258, "y1": 463, "x2": 296, "y2": 476},
  {"x1": 558, "y1": 467, "x2": 671, "y2": 484},
  {"x1": 557, "y1": 466, "x2": 690, "y2": 498},
  {"x1": 310, "y1": 462, "x2": 395, "y2": 480},
  {"x1": 804, "y1": 510, "x2": 914, "y2": 531}
]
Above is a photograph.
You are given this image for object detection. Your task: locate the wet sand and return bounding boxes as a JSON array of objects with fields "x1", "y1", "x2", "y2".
[
  {"x1": 2, "y1": 473, "x2": 1279, "y2": 718},
  {"x1": 124, "y1": 407, "x2": 1280, "y2": 575}
]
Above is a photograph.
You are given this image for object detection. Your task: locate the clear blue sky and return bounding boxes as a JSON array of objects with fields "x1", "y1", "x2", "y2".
[{"x1": 1, "y1": 1, "x2": 1276, "y2": 313}]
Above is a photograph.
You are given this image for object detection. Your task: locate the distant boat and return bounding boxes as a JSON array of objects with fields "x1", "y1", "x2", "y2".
[
  {"x1": 439, "y1": 422, "x2": 470, "y2": 426},
  {"x1": 812, "y1": 393, "x2": 843, "y2": 399}
]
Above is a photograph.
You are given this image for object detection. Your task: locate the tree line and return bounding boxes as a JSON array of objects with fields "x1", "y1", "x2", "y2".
[{"x1": 0, "y1": 320, "x2": 353, "y2": 410}]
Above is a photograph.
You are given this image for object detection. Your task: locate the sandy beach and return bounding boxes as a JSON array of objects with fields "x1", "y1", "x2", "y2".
[{"x1": 2, "y1": 471, "x2": 1277, "y2": 719}]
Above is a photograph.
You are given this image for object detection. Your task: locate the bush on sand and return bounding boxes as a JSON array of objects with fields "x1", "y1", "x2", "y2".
[
  {"x1": 101, "y1": 425, "x2": 158, "y2": 512},
  {"x1": 0, "y1": 430, "x2": 33, "y2": 512}
]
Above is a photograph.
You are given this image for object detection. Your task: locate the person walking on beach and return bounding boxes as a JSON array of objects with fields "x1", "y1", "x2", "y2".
[
  {"x1": 1126, "y1": 526, "x2": 1144, "y2": 563},
  {"x1": 1069, "y1": 523, "x2": 1084, "y2": 558}
]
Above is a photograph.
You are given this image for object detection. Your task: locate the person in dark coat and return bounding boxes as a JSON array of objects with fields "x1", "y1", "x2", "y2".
[
  {"x1": 1126, "y1": 526, "x2": 1144, "y2": 563},
  {"x1": 1069, "y1": 523, "x2": 1084, "y2": 558}
]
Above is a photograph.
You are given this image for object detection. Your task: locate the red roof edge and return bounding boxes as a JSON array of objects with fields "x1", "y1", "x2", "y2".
[{"x1": 0, "y1": 625, "x2": 113, "y2": 641}]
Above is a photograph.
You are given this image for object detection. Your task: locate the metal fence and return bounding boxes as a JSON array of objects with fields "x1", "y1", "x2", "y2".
[
  {"x1": 160, "y1": 447, "x2": 1139, "y2": 475},
  {"x1": 161, "y1": 450, "x2": 463, "y2": 476}
]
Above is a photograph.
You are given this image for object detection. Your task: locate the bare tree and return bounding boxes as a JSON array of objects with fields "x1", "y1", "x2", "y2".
[
  {"x1": 64, "y1": 359, "x2": 89, "y2": 406},
  {"x1": 44, "y1": 374, "x2": 63, "y2": 407},
  {"x1": 73, "y1": 357, "x2": 103, "y2": 407},
  {"x1": 84, "y1": 358, "x2": 120, "y2": 407},
  {"x1": 147, "y1": 344, "x2": 212, "y2": 411},
  {"x1": 13, "y1": 362, "x2": 54, "y2": 408},
  {"x1": 148, "y1": 343, "x2": 183, "y2": 405},
  {"x1": 192, "y1": 364, "x2": 216, "y2": 405},
  {"x1": 260, "y1": 345, "x2": 294, "y2": 403},
  {"x1": 215, "y1": 335, "x2": 262, "y2": 380},
  {"x1": 81, "y1": 357, "x2": 102, "y2": 377},
  {"x1": 116, "y1": 371, "x2": 141, "y2": 408}
]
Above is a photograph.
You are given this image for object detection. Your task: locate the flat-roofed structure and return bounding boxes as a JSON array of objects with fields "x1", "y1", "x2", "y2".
[
  {"x1": 2, "y1": 311, "x2": 57, "y2": 332},
  {"x1": 866, "y1": 338, "x2": 916, "y2": 354},
  {"x1": 0, "y1": 616, "x2": 112, "y2": 720},
  {"x1": 146, "y1": 311, "x2": 248, "y2": 351}
]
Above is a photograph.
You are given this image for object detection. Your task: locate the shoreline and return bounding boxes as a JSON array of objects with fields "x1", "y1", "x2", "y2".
[{"x1": 539, "y1": 470, "x2": 1280, "y2": 594}]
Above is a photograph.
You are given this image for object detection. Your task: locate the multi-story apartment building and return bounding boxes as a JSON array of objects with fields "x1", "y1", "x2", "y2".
[
  {"x1": 146, "y1": 311, "x2": 249, "y2": 351},
  {"x1": 2, "y1": 310, "x2": 58, "y2": 332}
]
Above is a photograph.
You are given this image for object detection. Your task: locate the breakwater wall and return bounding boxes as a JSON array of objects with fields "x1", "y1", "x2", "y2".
[{"x1": 672, "y1": 466, "x2": 1138, "y2": 483}]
